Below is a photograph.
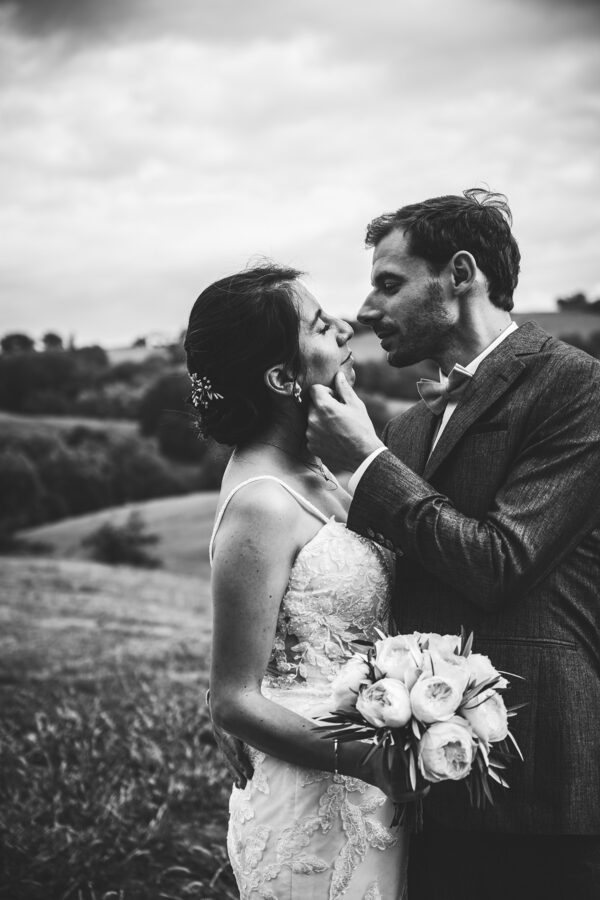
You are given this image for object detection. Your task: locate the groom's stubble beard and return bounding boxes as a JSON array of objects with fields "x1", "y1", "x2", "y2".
[{"x1": 386, "y1": 278, "x2": 454, "y2": 369}]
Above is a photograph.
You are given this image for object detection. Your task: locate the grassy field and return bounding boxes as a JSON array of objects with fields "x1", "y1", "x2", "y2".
[
  {"x1": 0, "y1": 555, "x2": 237, "y2": 900},
  {"x1": 20, "y1": 493, "x2": 220, "y2": 580}
]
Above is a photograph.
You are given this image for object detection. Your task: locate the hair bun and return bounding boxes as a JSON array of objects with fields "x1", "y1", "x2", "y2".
[{"x1": 184, "y1": 264, "x2": 304, "y2": 446}]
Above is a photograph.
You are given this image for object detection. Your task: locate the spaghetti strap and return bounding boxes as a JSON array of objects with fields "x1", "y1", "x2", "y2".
[{"x1": 209, "y1": 475, "x2": 331, "y2": 565}]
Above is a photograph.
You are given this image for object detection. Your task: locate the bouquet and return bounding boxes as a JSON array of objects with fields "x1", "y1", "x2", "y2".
[{"x1": 315, "y1": 628, "x2": 524, "y2": 827}]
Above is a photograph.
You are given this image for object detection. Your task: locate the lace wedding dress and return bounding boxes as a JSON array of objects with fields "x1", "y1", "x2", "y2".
[{"x1": 210, "y1": 476, "x2": 408, "y2": 900}]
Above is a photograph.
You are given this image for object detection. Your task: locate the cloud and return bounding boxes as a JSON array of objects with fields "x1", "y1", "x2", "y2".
[{"x1": 0, "y1": 0, "x2": 599, "y2": 344}]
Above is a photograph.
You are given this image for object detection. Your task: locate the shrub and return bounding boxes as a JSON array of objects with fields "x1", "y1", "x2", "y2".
[
  {"x1": 0, "y1": 449, "x2": 45, "y2": 535},
  {"x1": 82, "y1": 512, "x2": 162, "y2": 568},
  {"x1": 0, "y1": 423, "x2": 196, "y2": 535}
]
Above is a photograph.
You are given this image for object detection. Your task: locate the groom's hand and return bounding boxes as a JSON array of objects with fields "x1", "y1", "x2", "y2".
[{"x1": 307, "y1": 372, "x2": 384, "y2": 473}]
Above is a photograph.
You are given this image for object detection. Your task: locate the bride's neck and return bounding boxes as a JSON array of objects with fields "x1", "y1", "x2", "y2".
[{"x1": 242, "y1": 407, "x2": 312, "y2": 464}]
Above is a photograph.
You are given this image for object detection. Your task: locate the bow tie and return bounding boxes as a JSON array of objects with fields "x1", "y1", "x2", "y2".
[{"x1": 417, "y1": 364, "x2": 473, "y2": 415}]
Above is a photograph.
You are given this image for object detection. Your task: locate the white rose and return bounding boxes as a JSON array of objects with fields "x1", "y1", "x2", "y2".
[
  {"x1": 330, "y1": 656, "x2": 371, "y2": 711},
  {"x1": 418, "y1": 718, "x2": 476, "y2": 782},
  {"x1": 466, "y1": 653, "x2": 508, "y2": 690},
  {"x1": 462, "y1": 689, "x2": 509, "y2": 743},
  {"x1": 420, "y1": 632, "x2": 461, "y2": 655},
  {"x1": 428, "y1": 648, "x2": 470, "y2": 696},
  {"x1": 374, "y1": 634, "x2": 422, "y2": 683},
  {"x1": 410, "y1": 675, "x2": 462, "y2": 724},
  {"x1": 356, "y1": 678, "x2": 412, "y2": 728}
]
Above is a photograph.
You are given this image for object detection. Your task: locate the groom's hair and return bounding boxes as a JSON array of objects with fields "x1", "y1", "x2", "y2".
[{"x1": 365, "y1": 188, "x2": 521, "y2": 311}]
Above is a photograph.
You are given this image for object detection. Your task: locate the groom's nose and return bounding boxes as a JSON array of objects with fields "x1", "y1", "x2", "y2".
[{"x1": 357, "y1": 292, "x2": 382, "y2": 326}]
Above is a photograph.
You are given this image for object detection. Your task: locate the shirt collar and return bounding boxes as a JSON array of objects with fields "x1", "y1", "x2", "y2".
[{"x1": 439, "y1": 321, "x2": 518, "y2": 382}]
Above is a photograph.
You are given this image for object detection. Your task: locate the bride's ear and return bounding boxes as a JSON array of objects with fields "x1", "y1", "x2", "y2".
[{"x1": 264, "y1": 364, "x2": 297, "y2": 399}]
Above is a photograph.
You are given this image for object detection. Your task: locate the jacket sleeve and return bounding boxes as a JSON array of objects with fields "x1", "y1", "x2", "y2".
[{"x1": 348, "y1": 358, "x2": 600, "y2": 611}]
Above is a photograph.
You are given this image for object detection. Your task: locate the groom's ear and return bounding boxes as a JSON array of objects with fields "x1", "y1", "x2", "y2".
[
  {"x1": 264, "y1": 364, "x2": 296, "y2": 398},
  {"x1": 449, "y1": 251, "x2": 477, "y2": 295}
]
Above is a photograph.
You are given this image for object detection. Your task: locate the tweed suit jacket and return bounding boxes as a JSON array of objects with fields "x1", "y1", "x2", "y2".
[{"x1": 348, "y1": 322, "x2": 600, "y2": 834}]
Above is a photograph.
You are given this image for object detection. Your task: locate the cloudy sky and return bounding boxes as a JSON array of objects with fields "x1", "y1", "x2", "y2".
[{"x1": 1, "y1": 0, "x2": 599, "y2": 347}]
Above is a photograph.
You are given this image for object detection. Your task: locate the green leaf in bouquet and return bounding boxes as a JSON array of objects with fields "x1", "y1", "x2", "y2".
[
  {"x1": 411, "y1": 719, "x2": 422, "y2": 741},
  {"x1": 333, "y1": 729, "x2": 378, "y2": 741},
  {"x1": 318, "y1": 708, "x2": 369, "y2": 725},
  {"x1": 477, "y1": 740, "x2": 490, "y2": 768},
  {"x1": 385, "y1": 736, "x2": 396, "y2": 776},
  {"x1": 409, "y1": 749, "x2": 417, "y2": 791},
  {"x1": 498, "y1": 669, "x2": 525, "y2": 680},
  {"x1": 360, "y1": 743, "x2": 380, "y2": 766},
  {"x1": 461, "y1": 674, "x2": 502, "y2": 705},
  {"x1": 459, "y1": 627, "x2": 474, "y2": 658},
  {"x1": 506, "y1": 728, "x2": 524, "y2": 761},
  {"x1": 488, "y1": 768, "x2": 510, "y2": 788}
]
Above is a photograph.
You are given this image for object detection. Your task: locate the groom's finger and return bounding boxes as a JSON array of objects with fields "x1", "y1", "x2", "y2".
[
  {"x1": 332, "y1": 371, "x2": 359, "y2": 405},
  {"x1": 309, "y1": 383, "x2": 337, "y2": 409}
]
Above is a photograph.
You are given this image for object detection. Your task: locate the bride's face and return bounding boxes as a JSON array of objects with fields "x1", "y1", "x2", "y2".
[{"x1": 295, "y1": 284, "x2": 355, "y2": 389}]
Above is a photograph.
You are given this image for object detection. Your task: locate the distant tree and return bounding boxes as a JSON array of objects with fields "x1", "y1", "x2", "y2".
[
  {"x1": 139, "y1": 371, "x2": 187, "y2": 436},
  {"x1": 138, "y1": 371, "x2": 206, "y2": 461},
  {"x1": 132, "y1": 337, "x2": 147, "y2": 348},
  {"x1": 166, "y1": 333, "x2": 186, "y2": 365},
  {"x1": 556, "y1": 292, "x2": 597, "y2": 312},
  {"x1": 1, "y1": 332, "x2": 35, "y2": 354},
  {"x1": 23, "y1": 389, "x2": 70, "y2": 415},
  {"x1": 72, "y1": 344, "x2": 109, "y2": 369},
  {"x1": 42, "y1": 332, "x2": 64, "y2": 351}
]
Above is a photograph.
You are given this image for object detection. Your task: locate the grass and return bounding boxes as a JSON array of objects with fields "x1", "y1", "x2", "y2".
[
  {"x1": 0, "y1": 556, "x2": 237, "y2": 900},
  {"x1": 19, "y1": 493, "x2": 220, "y2": 581}
]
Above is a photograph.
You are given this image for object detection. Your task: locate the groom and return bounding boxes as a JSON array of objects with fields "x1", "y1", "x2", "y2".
[{"x1": 307, "y1": 188, "x2": 600, "y2": 899}]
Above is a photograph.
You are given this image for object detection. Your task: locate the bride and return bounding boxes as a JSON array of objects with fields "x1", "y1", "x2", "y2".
[{"x1": 185, "y1": 264, "x2": 409, "y2": 899}]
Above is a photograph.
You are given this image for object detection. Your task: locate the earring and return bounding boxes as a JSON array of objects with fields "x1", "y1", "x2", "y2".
[{"x1": 292, "y1": 381, "x2": 302, "y2": 406}]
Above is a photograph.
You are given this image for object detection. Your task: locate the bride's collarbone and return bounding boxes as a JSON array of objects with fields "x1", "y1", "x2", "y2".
[{"x1": 219, "y1": 462, "x2": 349, "y2": 525}]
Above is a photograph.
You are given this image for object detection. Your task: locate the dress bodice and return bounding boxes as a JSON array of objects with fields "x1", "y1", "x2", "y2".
[{"x1": 210, "y1": 476, "x2": 394, "y2": 718}]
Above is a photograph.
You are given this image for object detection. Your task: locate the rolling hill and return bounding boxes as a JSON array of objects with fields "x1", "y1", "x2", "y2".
[
  {"x1": 0, "y1": 554, "x2": 212, "y2": 684},
  {"x1": 20, "y1": 491, "x2": 220, "y2": 580}
]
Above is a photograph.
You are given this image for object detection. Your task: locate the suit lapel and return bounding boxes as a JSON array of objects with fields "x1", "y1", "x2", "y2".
[
  {"x1": 386, "y1": 400, "x2": 438, "y2": 475},
  {"x1": 404, "y1": 405, "x2": 439, "y2": 476},
  {"x1": 422, "y1": 322, "x2": 547, "y2": 481}
]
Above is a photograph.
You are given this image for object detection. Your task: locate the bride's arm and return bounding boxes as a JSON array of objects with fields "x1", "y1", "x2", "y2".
[{"x1": 209, "y1": 483, "x2": 398, "y2": 795}]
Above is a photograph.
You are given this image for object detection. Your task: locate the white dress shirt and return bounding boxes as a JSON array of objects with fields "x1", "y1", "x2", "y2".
[{"x1": 348, "y1": 321, "x2": 518, "y2": 494}]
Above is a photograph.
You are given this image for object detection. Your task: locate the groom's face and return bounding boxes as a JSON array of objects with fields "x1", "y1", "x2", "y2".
[{"x1": 358, "y1": 229, "x2": 454, "y2": 368}]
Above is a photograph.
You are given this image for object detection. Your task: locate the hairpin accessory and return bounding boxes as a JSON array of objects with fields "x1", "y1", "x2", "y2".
[{"x1": 189, "y1": 372, "x2": 223, "y2": 409}]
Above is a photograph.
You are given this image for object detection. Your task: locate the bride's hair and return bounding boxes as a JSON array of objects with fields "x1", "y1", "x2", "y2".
[{"x1": 184, "y1": 263, "x2": 304, "y2": 445}]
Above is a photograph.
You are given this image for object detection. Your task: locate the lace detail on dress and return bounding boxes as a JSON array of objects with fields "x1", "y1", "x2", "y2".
[
  {"x1": 226, "y1": 510, "x2": 407, "y2": 898},
  {"x1": 228, "y1": 756, "x2": 401, "y2": 899},
  {"x1": 264, "y1": 520, "x2": 393, "y2": 692}
]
